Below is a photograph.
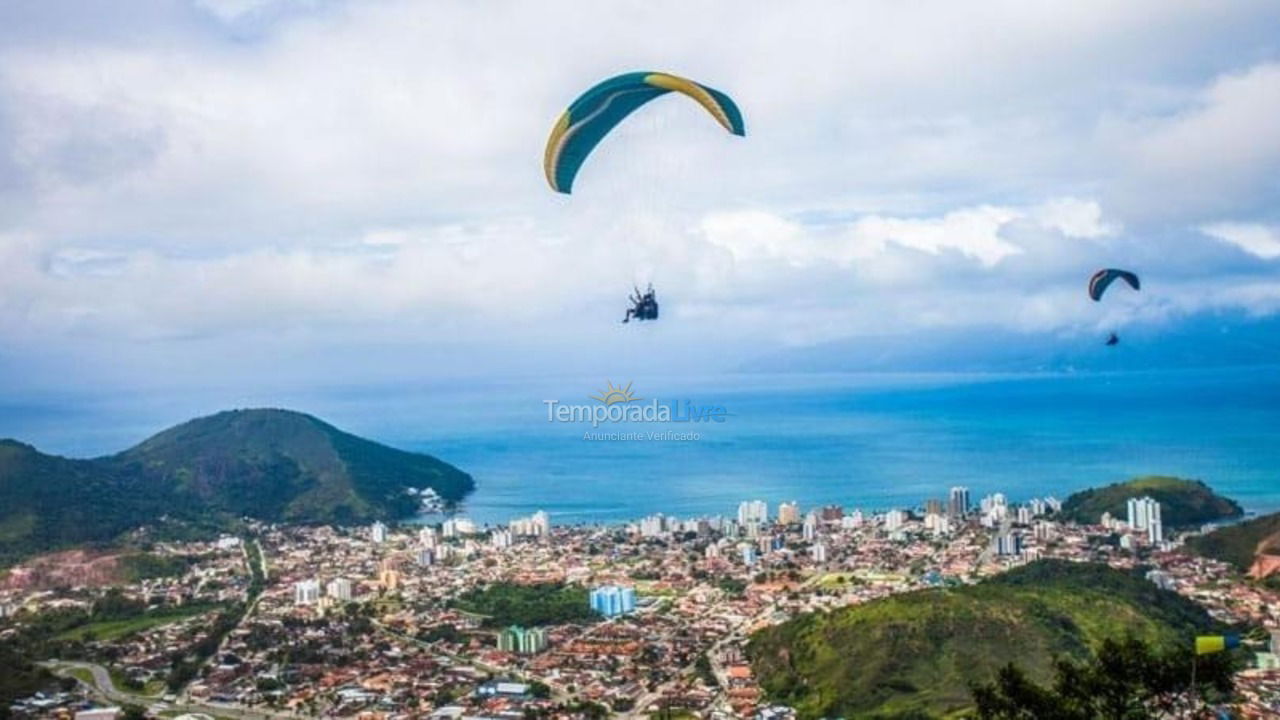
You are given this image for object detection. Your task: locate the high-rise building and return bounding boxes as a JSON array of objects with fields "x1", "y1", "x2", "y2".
[
  {"x1": 810, "y1": 543, "x2": 827, "y2": 563},
  {"x1": 1146, "y1": 501, "x2": 1163, "y2": 544},
  {"x1": 949, "y1": 486, "x2": 971, "y2": 517},
  {"x1": 370, "y1": 522, "x2": 388, "y2": 544},
  {"x1": 884, "y1": 509, "x2": 908, "y2": 532},
  {"x1": 777, "y1": 502, "x2": 800, "y2": 525},
  {"x1": 491, "y1": 529, "x2": 513, "y2": 549},
  {"x1": 1127, "y1": 496, "x2": 1163, "y2": 543},
  {"x1": 294, "y1": 579, "x2": 321, "y2": 606},
  {"x1": 741, "y1": 545, "x2": 758, "y2": 567},
  {"x1": 418, "y1": 527, "x2": 438, "y2": 547},
  {"x1": 416, "y1": 547, "x2": 434, "y2": 567},
  {"x1": 442, "y1": 517, "x2": 476, "y2": 538},
  {"x1": 589, "y1": 585, "x2": 637, "y2": 617},
  {"x1": 738, "y1": 500, "x2": 768, "y2": 525},
  {"x1": 925, "y1": 498, "x2": 944, "y2": 517},
  {"x1": 325, "y1": 577, "x2": 353, "y2": 602},
  {"x1": 993, "y1": 531, "x2": 1023, "y2": 557},
  {"x1": 497, "y1": 625, "x2": 548, "y2": 654},
  {"x1": 802, "y1": 519, "x2": 817, "y2": 541},
  {"x1": 531, "y1": 510, "x2": 550, "y2": 536},
  {"x1": 638, "y1": 514, "x2": 666, "y2": 538},
  {"x1": 820, "y1": 505, "x2": 844, "y2": 522}
]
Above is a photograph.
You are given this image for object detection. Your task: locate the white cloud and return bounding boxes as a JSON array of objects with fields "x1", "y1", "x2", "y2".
[
  {"x1": 1200, "y1": 222, "x2": 1280, "y2": 260},
  {"x1": 1, "y1": 1, "x2": 1279, "y2": 391}
]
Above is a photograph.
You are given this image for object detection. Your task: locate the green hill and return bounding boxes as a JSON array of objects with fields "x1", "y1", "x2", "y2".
[
  {"x1": 1186, "y1": 511, "x2": 1280, "y2": 572},
  {"x1": 747, "y1": 560, "x2": 1215, "y2": 720},
  {"x1": 0, "y1": 409, "x2": 473, "y2": 564},
  {"x1": 1057, "y1": 476, "x2": 1241, "y2": 529}
]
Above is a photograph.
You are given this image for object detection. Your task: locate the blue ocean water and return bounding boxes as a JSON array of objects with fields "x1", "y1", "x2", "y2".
[{"x1": 3, "y1": 368, "x2": 1278, "y2": 525}]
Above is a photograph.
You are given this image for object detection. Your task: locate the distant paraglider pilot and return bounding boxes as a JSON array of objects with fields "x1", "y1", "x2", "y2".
[
  {"x1": 623, "y1": 284, "x2": 659, "y2": 323},
  {"x1": 1106, "y1": 332, "x2": 1120, "y2": 346}
]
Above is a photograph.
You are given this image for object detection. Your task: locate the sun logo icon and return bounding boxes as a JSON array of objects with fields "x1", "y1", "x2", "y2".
[{"x1": 591, "y1": 381, "x2": 640, "y2": 406}]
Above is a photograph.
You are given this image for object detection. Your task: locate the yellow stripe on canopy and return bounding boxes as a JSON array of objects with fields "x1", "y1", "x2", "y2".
[{"x1": 644, "y1": 73, "x2": 734, "y2": 134}]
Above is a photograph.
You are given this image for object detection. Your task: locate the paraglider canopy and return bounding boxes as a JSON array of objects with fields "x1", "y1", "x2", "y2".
[
  {"x1": 1088, "y1": 268, "x2": 1140, "y2": 302},
  {"x1": 1106, "y1": 332, "x2": 1120, "y2": 346},
  {"x1": 544, "y1": 71, "x2": 745, "y2": 194}
]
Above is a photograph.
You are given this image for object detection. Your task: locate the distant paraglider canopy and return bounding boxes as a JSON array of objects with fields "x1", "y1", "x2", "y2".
[
  {"x1": 543, "y1": 71, "x2": 745, "y2": 194},
  {"x1": 1088, "y1": 268, "x2": 1140, "y2": 302},
  {"x1": 1106, "y1": 332, "x2": 1120, "y2": 346},
  {"x1": 623, "y1": 284, "x2": 659, "y2": 324}
]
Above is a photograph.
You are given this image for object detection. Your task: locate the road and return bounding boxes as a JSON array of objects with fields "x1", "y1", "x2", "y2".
[{"x1": 45, "y1": 661, "x2": 300, "y2": 720}]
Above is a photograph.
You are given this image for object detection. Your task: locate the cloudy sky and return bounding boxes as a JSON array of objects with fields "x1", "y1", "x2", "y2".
[{"x1": 2, "y1": 0, "x2": 1279, "y2": 398}]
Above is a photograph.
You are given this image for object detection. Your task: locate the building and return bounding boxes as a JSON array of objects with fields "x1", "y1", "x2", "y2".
[
  {"x1": 75, "y1": 708, "x2": 121, "y2": 720},
  {"x1": 993, "y1": 531, "x2": 1022, "y2": 557},
  {"x1": 589, "y1": 585, "x2": 637, "y2": 617},
  {"x1": 1127, "y1": 496, "x2": 1163, "y2": 543},
  {"x1": 737, "y1": 500, "x2": 768, "y2": 525},
  {"x1": 924, "y1": 498, "x2": 944, "y2": 517},
  {"x1": 638, "y1": 514, "x2": 666, "y2": 538},
  {"x1": 777, "y1": 501, "x2": 800, "y2": 525},
  {"x1": 741, "y1": 545, "x2": 758, "y2": 567},
  {"x1": 491, "y1": 529, "x2": 513, "y2": 549},
  {"x1": 884, "y1": 509, "x2": 908, "y2": 532},
  {"x1": 497, "y1": 625, "x2": 548, "y2": 655},
  {"x1": 325, "y1": 577, "x2": 353, "y2": 602},
  {"x1": 294, "y1": 579, "x2": 321, "y2": 606},
  {"x1": 949, "y1": 486, "x2": 971, "y2": 517},
  {"x1": 442, "y1": 517, "x2": 477, "y2": 538},
  {"x1": 810, "y1": 543, "x2": 827, "y2": 563},
  {"x1": 369, "y1": 521, "x2": 388, "y2": 544},
  {"x1": 802, "y1": 519, "x2": 817, "y2": 541},
  {"x1": 820, "y1": 505, "x2": 844, "y2": 522}
]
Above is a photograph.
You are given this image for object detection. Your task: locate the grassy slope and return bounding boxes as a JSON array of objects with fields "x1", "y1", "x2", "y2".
[
  {"x1": 748, "y1": 560, "x2": 1214, "y2": 720},
  {"x1": 55, "y1": 604, "x2": 222, "y2": 642},
  {"x1": 1186, "y1": 511, "x2": 1280, "y2": 571},
  {"x1": 1057, "y1": 476, "x2": 1241, "y2": 528}
]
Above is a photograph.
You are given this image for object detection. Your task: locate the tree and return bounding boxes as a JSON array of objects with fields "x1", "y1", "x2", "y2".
[{"x1": 970, "y1": 637, "x2": 1236, "y2": 720}]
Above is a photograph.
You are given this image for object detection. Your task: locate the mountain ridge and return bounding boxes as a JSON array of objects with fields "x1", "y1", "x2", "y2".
[{"x1": 0, "y1": 408, "x2": 474, "y2": 564}]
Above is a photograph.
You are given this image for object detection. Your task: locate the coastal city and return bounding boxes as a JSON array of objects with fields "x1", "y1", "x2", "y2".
[{"x1": 4, "y1": 487, "x2": 1279, "y2": 720}]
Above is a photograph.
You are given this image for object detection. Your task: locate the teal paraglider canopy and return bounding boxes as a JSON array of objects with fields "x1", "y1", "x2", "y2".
[
  {"x1": 543, "y1": 71, "x2": 745, "y2": 194},
  {"x1": 1088, "y1": 268, "x2": 1140, "y2": 302}
]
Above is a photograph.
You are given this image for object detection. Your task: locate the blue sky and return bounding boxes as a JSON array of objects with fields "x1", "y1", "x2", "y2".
[{"x1": 1, "y1": 0, "x2": 1279, "y2": 398}]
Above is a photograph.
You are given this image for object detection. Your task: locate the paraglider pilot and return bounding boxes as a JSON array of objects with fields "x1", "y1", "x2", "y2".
[{"x1": 623, "y1": 284, "x2": 659, "y2": 323}]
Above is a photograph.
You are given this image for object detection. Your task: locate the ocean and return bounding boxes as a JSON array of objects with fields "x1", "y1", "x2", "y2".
[{"x1": 4, "y1": 368, "x2": 1279, "y2": 525}]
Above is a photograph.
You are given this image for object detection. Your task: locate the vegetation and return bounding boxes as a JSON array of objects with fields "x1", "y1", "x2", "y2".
[
  {"x1": 971, "y1": 636, "x2": 1235, "y2": 719},
  {"x1": 1185, "y1": 510, "x2": 1280, "y2": 571},
  {"x1": 55, "y1": 603, "x2": 220, "y2": 642},
  {"x1": 117, "y1": 552, "x2": 195, "y2": 582},
  {"x1": 451, "y1": 582, "x2": 597, "y2": 627},
  {"x1": 747, "y1": 560, "x2": 1218, "y2": 719},
  {"x1": 1057, "y1": 476, "x2": 1241, "y2": 529},
  {"x1": 0, "y1": 409, "x2": 474, "y2": 564},
  {"x1": 0, "y1": 640, "x2": 64, "y2": 719}
]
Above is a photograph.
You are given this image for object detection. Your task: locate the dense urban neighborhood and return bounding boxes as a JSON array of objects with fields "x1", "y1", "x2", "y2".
[{"x1": 4, "y1": 486, "x2": 1279, "y2": 720}]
